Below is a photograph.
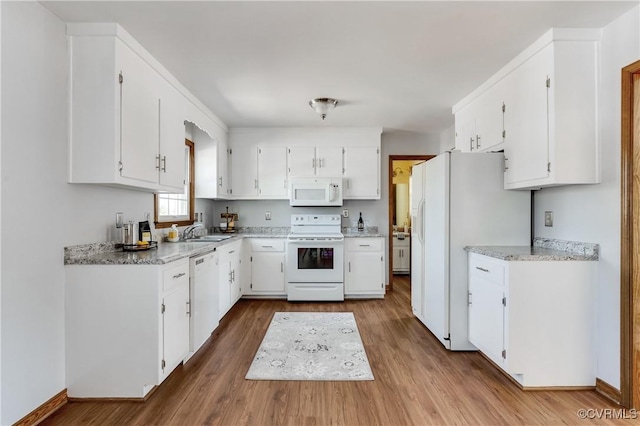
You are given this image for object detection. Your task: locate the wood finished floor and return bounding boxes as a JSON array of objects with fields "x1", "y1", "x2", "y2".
[{"x1": 43, "y1": 276, "x2": 624, "y2": 425}]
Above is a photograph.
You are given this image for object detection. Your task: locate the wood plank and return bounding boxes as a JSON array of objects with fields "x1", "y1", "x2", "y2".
[
  {"x1": 14, "y1": 389, "x2": 67, "y2": 426},
  {"x1": 41, "y1": 276, "x2": 623, "y2": 425}
]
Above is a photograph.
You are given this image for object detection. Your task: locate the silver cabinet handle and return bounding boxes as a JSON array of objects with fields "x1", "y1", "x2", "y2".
[
  {"x1": 470, "y1": 137, "x2": 474, "y2": 151},
  {"x1": 161, "y1": 156, "x2": 167, "y2": 172},
  {"x1": 218, "y1": 176, "x2": 223, "y2": 186},
  {"x1": 156, "y1": 155, "x2": 161, "y2": 170},
  {"x1": 475, "y1": 266, "x2": 489, "y2": 273},
  {"x1": 228, "y1": 250, "x2": 235, "y2": 254},
  {"x1": 476, "y1": 135, "x2": 481, "y2": 149},
  {"x1": 283, "y1": 179, "x2": 287, "y2": 189},
  {"x1": 281, "y1": 262, "x2": 283, "y2": 273},
  {"x1": 348, "y1": 262, "x2": 351, "y2": 273},
  {"x1": 261, "y1": 245, "x2": 273, "y2": 248},
  {"x1": 359, "y1": 244, "x2": 371, "y2": 247},
  {"x1": 312, "y1": 158, "x2": 316, "y2": 169},
  {"x1": 172, "y1": 272, "x2": 186, "y2": 279},
  {"x1": 228, "y1": 271, "x2": 232, "y2": 283},
  {"x1": 186, "y1": 300, "x2": 191, "y2": 316},
  {"x1": 468, "y1": 291, "x2": 473, "y2": 306},
  {"x1": 232, "y1": 270, "x2": 236, "y2": 282},
  {"x1": 254, "y1": 179, "x2": 258, "y2": 189}
]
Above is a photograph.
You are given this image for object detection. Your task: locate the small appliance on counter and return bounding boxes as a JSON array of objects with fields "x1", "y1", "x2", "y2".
[
  {"x1": 122, "y1": 220, "x2": 157, "y2": 251},
  {"x1": 220, "y1": 206, "x2": 238, "y2": 233}
]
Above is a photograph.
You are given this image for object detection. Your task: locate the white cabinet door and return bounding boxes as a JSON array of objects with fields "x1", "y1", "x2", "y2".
[
  {"x1": 315, "y1": 146, "x2": 343, "y2": 177},
  {"x1": 194, "y1": 129, "x2": 230, "y2": 199},
  {"x1": 503, "y1": 43, "x2": 552, "y2": 186},
  {"x1": 158, "y1": 83, "x2": 187, "y2": 190},
  {"x1": 218, "y1": 135, "x2": 230, "y2": 197},
  {"x1": 217, "y1": 255, "x2": 232, "y2": 319},
  {"x1": 287, "y1": 146, "x2": 316, "y2": 177},
  {"x1": 230, "y1": 143, "x2": 258, "y2": 198},
  {"x1": 117, "y1": 41, "x2": 161, "y2": 185},
  {"x1": 474, "y1": 87, "x2": 504, "y2": 153},
  {"x1": 251, "y1": 252, "x2": 285, "y2": 292},
  {"x1": 468, "y1": 275, "x2": 504, "y2": 367},
  {"x1": 162, "y1": 282, "x2": 190, "y2": 375},
  {"x1": 230, "y1": 252, "x2": 242, "y2": 304},
  {"x1": 258, "y1": 146, "x2": 288, "y2": 197},
  {"x1": 344, "y1": 146, "x2": 380, "y2": 199},
  {"x1": 344, "y1": 238, "x2": 385, "y2": 296}
]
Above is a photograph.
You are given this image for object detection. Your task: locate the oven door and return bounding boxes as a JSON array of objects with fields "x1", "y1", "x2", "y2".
[{"x1": 286, "y1": 238, "x2": 344, "y2": 283}]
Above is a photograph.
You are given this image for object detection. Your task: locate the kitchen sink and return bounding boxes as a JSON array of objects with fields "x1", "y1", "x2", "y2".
[{"x1": 186, "y1": 235, "x2": 234, "y2": 243}]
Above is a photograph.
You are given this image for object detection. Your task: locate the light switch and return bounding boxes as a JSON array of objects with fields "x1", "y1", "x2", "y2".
[
  {"x1": 544, "y1": 211, "x2": 553, "y2": 227},
  {"x1": 342, "y1": 209, "x2": 349, "y2": 218},
  {"x1": 265, "y1": 211, "x2": 272, "y2": 220}
]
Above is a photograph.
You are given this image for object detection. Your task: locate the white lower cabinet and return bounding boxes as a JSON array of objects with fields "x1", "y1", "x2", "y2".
[
  {"x1": 468, "y1": 252, "x2": 596, "y2": 387},
  {"x1": 218, "y1": 240, "x2": 243, "y2": 319},
  {"x1": 392, "y1": 233, "x2": 410, "y2": 274},
  {"x1": 65, "y1": 258, "x2": 190, "y2": 398},
  {"x1": 245, "y1": 238, "x2": 286, "y2": 296},
  {"x1": 344, "y1": 237, "x2": 385, "y2": 298}
]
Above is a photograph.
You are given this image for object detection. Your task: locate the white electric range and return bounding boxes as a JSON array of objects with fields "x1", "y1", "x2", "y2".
[{"x1": 286, "y1": 214, "x2": 344, "y2": 301}]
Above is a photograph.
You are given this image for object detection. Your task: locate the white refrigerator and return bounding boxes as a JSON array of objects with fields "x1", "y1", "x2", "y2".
[{"x1": 411, "y1": 152, "x2": 530, "y2": 351}]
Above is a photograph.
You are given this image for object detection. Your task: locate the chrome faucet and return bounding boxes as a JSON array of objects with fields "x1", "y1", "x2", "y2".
[{"x1": 182, "y1": 223, "x2": 205, "y2": 240}]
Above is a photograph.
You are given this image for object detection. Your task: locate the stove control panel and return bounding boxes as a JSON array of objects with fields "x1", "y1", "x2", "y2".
[{"x1": 291, "y1": 214, "x2": 341, "y2": 226}]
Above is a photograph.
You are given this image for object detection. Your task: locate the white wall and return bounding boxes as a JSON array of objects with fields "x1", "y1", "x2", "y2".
[
  {"x1": 439, "y1": 124, "x2": 456, "y2": 153},
  {"x1": 533, "y1": 6, "x2": 639, "y2": 389},
  {"x1": 1, "y1": 3, "x2": 155, "y2": 423},
  {"x1": 215, "y1": 129, "x2": 441, "y2": 283}
]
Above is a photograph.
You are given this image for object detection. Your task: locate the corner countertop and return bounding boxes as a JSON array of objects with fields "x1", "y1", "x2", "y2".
[{"x1": 464, "y1": 238, "x2": 599, "y2": 261}]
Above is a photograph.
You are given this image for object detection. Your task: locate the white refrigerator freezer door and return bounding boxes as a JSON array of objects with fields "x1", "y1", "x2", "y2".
[{"x1": 423, "y1": 153, "x2": 450, "y2": 349}]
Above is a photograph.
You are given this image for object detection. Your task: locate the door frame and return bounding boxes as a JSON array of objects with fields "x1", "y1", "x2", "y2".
[
  {"x1": 620, "y1": 59, "x2": 640, "y2": 408},
  {"x1": 388, "y1": 155, "x2": 434, "y2": 291}
]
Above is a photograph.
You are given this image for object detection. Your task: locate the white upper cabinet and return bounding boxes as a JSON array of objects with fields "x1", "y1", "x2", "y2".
[
  {"x1": 287, "y1": 146, "x2": 343, "y2": 177},
  {"x1": 159, "y1": 83, "x2": 188, "y2": 189},
  {"x1": 258, "y1": 146, "x2": 288, "y2": 197},
  {"x1": 229, "y1": 142, "x2": 259, "y2": 198},
  {"x1": 453, "y1": 29, "x2": 599, "y2": 190},
  {"x1": 194, "y1": 126, "x2": 230, "y2": 199},
  {"x1": 68, "y1": 23, "x2": 227, "y2": 193},
  {"x1": 343, "y1": 146, "x2": 380, "y2": 199},
  {"x1": 229, "y1": 128, "x2": 382, "y2": 200}
]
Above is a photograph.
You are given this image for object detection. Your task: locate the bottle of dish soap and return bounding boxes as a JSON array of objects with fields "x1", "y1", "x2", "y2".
[
  {"x1": 168, "y1": 224, "x2": 179, "y2": 242},
  {"x1": 358, "y1": 212, "x2": 365, "y2": 231}
]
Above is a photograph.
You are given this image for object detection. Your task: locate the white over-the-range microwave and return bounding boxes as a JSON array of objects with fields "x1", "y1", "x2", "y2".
[{"x1": 289, "y1": 177, "x2": 343, "y2": 207}]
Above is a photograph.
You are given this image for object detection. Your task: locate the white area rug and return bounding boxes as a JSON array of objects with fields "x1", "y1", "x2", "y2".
[{"x1": 245, "y1": 312, "x2": 374, "y2": 381}]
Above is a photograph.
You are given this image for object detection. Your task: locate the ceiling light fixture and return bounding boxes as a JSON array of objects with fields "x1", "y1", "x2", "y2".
[{"x1": 309, "y1": 98, "x2": 338, "y2": 120}]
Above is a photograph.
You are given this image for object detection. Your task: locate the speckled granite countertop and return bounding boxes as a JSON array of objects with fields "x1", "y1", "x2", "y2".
[
  {"x1": 64, "y1": 226, "x2": 388, "y2": 265},
  {"x1": 65, "y1": 228, "x2": 290, "y2": 266},
  {"x1": 465, "y1": 238, "x2": 599, "y2": 261},
  {"x1": 343, "y1": 227, "x2": 385, "y2": 238}
]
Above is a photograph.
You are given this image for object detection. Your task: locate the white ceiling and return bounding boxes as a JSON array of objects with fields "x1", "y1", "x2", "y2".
[{"x1": 42, "y1": 1, "x2": 638, "y2": 135}]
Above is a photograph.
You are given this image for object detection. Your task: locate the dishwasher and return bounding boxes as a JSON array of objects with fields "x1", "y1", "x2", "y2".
[{"x1": 187, "y1": 250, "x2": 219, "y2": 361}]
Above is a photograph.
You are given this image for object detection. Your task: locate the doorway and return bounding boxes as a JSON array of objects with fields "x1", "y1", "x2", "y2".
[
  {"x1": 620, "y1": 59, "x2": 640, "y2": 408},
  {"x1": 388, "y1": 155, "x2": 434, "y2": 291}
]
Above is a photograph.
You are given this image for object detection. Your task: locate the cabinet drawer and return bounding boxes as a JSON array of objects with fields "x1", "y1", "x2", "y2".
[
  {"x1": 469, "y1": 254, "x2": 505, "y2": 285},
  {"x1": 249, "y1": 239, "x2": 285, "y2": 252},
  {"x1": 162, "y1": 259, "x2": 189, "y2": 293},
  {"x1": 346, "y1": 238, "x2": 383, "y2": 251}
]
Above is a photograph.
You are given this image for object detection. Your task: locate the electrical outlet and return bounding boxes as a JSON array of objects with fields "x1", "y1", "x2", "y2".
[
  {"x1": 342, "y1": 209, "x2": 349, "y2": 218},
  {"x1": 544, "y1": 211, "x2": 553, "y2": 227},
  {"x1": 265, "y1": 211, "x2": 272, "y2": 220}
]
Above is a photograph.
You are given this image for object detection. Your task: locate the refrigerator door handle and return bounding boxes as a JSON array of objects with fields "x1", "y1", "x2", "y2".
[{"x1": 417, "y1": 200, "x2": 425, "y2": 244}]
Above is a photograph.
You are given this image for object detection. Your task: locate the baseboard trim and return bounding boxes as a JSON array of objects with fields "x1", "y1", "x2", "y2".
[
  {"x1": 478, "y1": 352, "x2": 596, "y2": 391},
  {"x1": 68, "y1": 385, "x2": 158, "y2": 403},
  {"x1": 595, "y1": 377, "x2": 622, "y2": 404},
  {"x1": 14, "y1": 388, "x2": 67, "y2": 426}
]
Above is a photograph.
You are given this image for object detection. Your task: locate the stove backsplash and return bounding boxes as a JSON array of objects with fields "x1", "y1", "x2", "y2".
[{"x1": 210, "y1": 199, "x2": 384, "y2": 230}]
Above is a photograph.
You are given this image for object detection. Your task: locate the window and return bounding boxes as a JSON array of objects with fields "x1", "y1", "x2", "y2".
[{"x1": 154, "y1": 140, "x2": 194, "y2": 228}]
